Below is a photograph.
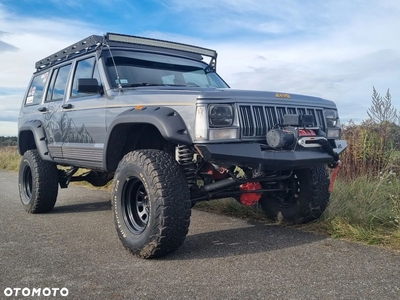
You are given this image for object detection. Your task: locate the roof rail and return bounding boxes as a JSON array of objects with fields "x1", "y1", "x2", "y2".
[{"x1": 35, "y1": 32, "x2": 218, "y2": 72}]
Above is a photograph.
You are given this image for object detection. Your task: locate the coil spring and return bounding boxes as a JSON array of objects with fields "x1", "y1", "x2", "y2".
[{"x1": 176, "y1": 145, "x2": 196, "y2": 187}]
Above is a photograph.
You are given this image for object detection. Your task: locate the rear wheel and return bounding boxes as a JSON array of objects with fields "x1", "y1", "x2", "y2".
[
  {"x1": 112, "y1": 149, "x2": 191, "y2": 258},
  {"x1": 259, "y1": 167, "x2": 330, "y2": 224},
  {"x1": 18, "y1": 149, "x2": 59, "y2": 213}
]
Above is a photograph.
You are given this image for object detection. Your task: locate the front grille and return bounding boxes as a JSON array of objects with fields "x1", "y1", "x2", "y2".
[{"x1": 238, "y1": 105, "x2": 325, "y2": 138}]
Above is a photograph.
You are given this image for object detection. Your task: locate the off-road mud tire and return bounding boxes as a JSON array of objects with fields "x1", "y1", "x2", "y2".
[
  {"x1": 112, "y1": 149, "x2": 191, "y2": 259},
  {"x1": 260, "y1": 167, "x2": 330, "y2": 224},
  {"x1": 18, "y1": 149, "x2": 59, "y2": 213}
]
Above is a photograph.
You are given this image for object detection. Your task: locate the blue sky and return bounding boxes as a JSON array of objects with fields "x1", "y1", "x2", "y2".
[{"x1": 1, "y1": 0, "x2": 399, "y2": 135}]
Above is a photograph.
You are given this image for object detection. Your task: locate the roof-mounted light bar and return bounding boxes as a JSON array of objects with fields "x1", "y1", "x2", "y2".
[{"x1": 106, "y1": 33, "x2": 217, "y2": 59}]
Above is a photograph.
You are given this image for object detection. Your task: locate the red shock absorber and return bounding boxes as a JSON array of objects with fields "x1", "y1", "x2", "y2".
[{"x1": 239, "y1": 182, "x2": 262, "y2": 206}]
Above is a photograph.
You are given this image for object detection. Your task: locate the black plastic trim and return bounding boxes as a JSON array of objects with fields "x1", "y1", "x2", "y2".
[
  {"x1": 106, "y1": 106, "x2": 193, "y2": 146},
  {"x1": 18, "y1": 120, "x2": 53, "y2": 162},
  {"x1": 103, "y1": 106, "x2": 193, "y2": 171}
]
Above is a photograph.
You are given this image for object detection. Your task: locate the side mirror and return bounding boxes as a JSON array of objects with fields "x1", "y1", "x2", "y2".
[{"x1": 77, "y1": 78, "x2": 101, "y2": 94}]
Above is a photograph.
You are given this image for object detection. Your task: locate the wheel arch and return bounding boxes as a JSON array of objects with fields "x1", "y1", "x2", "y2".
[
  {"x1": 18, "y1": 120, "x2": 53, "y2": 162},
  {"x1": 104, "y1": 107, "x2": 193, "y2": 172}
]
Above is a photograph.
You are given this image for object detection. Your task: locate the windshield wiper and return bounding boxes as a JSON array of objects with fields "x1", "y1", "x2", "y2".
[
  {"x1": 121, "y1": 82, "x2": 166, "y2": 87},
  {"x1": 121, "y1": 83, "x2": 200, "y2": 88}
]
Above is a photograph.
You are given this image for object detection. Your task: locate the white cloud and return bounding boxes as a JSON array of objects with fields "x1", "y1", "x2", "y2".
[
  {"x1": 203, "y1": 0, "x2": 400, "y2": 122},
  {"x1": 1, "y1": 0, "x2": 399, "y2": 136},
  {"x1": 0, "y1": 5, "x2": 103, "y2": 135}
]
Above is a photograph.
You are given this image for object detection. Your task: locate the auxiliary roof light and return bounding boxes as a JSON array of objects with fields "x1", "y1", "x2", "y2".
[{"x1": 106, "y1": 33, "x2": 217, "y2": 59}]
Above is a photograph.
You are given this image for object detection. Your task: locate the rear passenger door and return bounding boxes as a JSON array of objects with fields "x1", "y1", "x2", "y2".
[
  {"x1": 60, "y1": 56, "x2": 106, "y2": 168},
  {"x1": 42, "y1": 63, "x2": 72, "y2": 159}
]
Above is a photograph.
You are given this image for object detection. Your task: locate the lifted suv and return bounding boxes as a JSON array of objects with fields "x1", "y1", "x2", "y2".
[{"x1": 18, "y1": 33, "x2": 346, "y2": 258}]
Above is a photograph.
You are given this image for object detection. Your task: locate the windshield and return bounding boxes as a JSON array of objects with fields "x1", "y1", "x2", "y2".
[{"x1": 103, "y1": 50, "x2": 229, "y2": 88}]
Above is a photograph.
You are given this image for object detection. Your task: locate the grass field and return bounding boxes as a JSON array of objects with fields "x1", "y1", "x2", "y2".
[
  {"x1": 0, "y1": 146, "x2": 21, "y2": 172},
  {"x1": 2, "y1": 146, "x2": 399, "y2": 251}
]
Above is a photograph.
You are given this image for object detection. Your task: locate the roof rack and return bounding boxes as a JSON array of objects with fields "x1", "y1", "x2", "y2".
[
  {"x1": 35, "y1": 35, "x2": 103, "y2": 71},
  {"x1": 35, "y1": 32, "x2": 218, "y2": 72}
]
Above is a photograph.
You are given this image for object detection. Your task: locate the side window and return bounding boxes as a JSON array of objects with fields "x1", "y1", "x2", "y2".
[
  {"x1": 25, "y1": 72, "x2": 49, "y2": 106},
  {"x1": 71, "y1": 57, "x2": 101, "y2": 98},
  {"x1": 45, "y1": 64, "x2": 72, "y2": 102}
]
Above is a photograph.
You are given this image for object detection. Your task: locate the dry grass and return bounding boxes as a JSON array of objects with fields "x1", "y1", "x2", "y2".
[
  {"x1": 0, "y1": 146, "x2": 20, "y2": 171},
  {"x1": 313, "y1": 174, "x2": 400, "y2": 250},
  {"x1": 340, "y1": 121, "x2": 400, "y2": 179}
]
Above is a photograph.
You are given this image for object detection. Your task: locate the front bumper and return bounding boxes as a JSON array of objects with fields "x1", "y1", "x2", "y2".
[{"x1": 195, "y1": 140, "x2": 347, "y2": 171}]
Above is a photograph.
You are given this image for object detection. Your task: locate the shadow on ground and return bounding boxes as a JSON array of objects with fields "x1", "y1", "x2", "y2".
[
  {"x1": 165, "y1": 220, "x2": 327, "y2": 260},
  {"x1": 52, "y1": 200, "x2": 111, "y2": 214}
]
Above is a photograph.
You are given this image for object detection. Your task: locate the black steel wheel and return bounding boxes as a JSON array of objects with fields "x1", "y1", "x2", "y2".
[
  {"x1": 122, "y1": 178, "x2": 150, "y2": 234},
  {"x1": 259, "y1": 167, "x2": 330, "y2": 224},
  {"x1": 18, "y1": 149, "x2": 59, "y2": 213},
  {"x1": 112, "y1": 149, "x2": 191, "y2": 259}
]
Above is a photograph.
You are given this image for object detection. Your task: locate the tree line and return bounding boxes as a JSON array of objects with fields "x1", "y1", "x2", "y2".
[{"x1": 0, "y1": 136, "x2": 18, "y2": 146}]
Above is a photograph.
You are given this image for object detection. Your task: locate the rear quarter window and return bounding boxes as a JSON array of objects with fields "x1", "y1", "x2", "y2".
[{"x1": 25, "y1": 72, "x2": 49, "y2": 106}]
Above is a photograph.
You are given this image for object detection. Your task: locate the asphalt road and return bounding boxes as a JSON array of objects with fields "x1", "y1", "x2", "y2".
[{"x1": 0, "y1": 170, "x2": 399, "y2": 300}]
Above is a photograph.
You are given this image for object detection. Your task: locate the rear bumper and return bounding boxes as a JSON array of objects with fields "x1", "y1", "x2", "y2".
[{"x1": 195, "y1": 140, "x2": 347, "y2": 171}]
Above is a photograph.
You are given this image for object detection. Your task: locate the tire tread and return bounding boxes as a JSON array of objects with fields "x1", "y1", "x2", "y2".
[
  {"x1": 113, "y1": 149, "x2": 191, "y2": 258},
  {"x1": 19, "y1": 149, "x2": 58, "y2": 213}
]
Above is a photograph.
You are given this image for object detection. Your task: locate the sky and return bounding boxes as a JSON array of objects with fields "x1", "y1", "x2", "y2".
[{"x1": 0, "y1": 0, "x2": 399, "y2": 136}]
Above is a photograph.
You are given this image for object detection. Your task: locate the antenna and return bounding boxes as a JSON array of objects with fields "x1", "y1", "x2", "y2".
[{"x1": 103, "y1": 38, "x2": 123, "y2": 91}]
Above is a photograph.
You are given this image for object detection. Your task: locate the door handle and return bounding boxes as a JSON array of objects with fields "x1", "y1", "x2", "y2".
[
  {"x1": 38, "y1": 106, "x2": 47, "y2": 112},
  {"x1": 62, "y1": 103, "x2": 73, "y2": 109}
]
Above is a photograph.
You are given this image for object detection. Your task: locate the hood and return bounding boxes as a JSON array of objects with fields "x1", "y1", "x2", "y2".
[
  {"x1": 108, "y1": 86, "x2": 337, "y2": 109},
  {"x1": 197, "y1": 88, "x2": 337, "y2": 109}
]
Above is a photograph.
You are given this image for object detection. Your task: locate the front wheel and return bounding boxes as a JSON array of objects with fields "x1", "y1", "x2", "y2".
[
  {"x1": 259, "y1": 167, "x2": 330, "y2": 224},
  {"x1": 112, "y1": 149, "x2": 191, "y2": 258},
  {"x1": 18, "y1": 149, "x2": 59, "y2": 213}
]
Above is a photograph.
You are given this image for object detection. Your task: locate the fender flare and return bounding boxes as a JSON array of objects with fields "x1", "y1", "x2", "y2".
[
  {"x1": 104, "y1": 107, "x2": 193, "y2": 171},
  {"x1": 105, "y1": 106, "x2": 193, "y2": 145},
  {"x1": 18, "y1": 120, "x2": 53, "y2": 162}
]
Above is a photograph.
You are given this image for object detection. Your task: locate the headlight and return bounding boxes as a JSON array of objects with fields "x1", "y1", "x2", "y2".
[
  {"x1": 209, "y1": 104, "x2": 233, "y2": 127},
  {"x1": 325, "y1": 109, "x2": 339, "y2": 127}
]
